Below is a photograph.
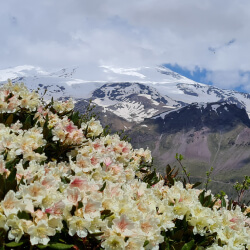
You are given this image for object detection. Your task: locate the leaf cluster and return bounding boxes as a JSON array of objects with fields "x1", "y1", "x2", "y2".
[{"x1": 160, "y1": 216, "x2": 217, "y2": 250}]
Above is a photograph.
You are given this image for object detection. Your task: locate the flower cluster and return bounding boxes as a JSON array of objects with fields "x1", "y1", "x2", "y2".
[
  {"x1": 0, "y1": 81, "x2": 41, "y2": 113},
  {"x1": 0, "y1": 123, "x2": 46, "y2": 162},
  {"x1": 0, "y1": 82, "x2": 249, "y2": 249}
]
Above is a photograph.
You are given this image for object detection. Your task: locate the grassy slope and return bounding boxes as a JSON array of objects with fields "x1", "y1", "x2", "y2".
[{"x1": 128, "y1": 123, "x2": 250, "y2": 201}]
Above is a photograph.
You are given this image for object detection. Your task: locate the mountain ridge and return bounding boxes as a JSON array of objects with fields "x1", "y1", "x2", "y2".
[
  {"x1": 2, "y1": 64, "x2": 250, "y2": 124},
  {"x1": 1, "y1": 64, "x2": 250, "y2": 116}
]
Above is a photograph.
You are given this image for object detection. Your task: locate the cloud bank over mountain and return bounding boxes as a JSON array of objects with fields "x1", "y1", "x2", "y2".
[{"x1": 1, "y1": 0, "x2": 250, "y2": 90}]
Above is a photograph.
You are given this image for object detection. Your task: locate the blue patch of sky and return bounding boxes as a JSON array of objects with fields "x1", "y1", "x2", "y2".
[
  {"x1": 235, "y1": 86, "x2": 245, "y2": 92},
  {"x1": 235, "y1": 71, "x2": 250, "y2": 93},
  {"x1": 164, "y1": 63, "x2": 212, "y2": 85},
  {"x1": 164, "y1": 63, "x2": 250, "y2": 93}
]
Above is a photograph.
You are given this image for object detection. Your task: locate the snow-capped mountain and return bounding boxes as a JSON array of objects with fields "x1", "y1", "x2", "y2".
[
  {"x1": 91, "y1": 82, "x2": 180, "y2": 122},
  {"x1": 0, "y1": 65, "x2": 103, "y2": 99},
  {"x1": 149, "y1": 81, "x2": 250, "y2": 116},
  {"x1": 150, "y1": 101, "x2": 250, "y2": 132},
  {"x1": 1, "y1": 64, "x2": 250, "y2": 122}
]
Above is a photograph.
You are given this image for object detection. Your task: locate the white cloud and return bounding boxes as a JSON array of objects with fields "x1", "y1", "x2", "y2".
[
  {"x1": 204, "y1": 71, "x2": 250, "y2": 91},
  {"x1": 1, "y1": 0, "x2": 250, "y2": 90}
]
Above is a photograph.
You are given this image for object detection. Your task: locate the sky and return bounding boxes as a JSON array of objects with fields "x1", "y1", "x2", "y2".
[{"x1": 1, "y1": 0, "x2": 250, "y2": 92}]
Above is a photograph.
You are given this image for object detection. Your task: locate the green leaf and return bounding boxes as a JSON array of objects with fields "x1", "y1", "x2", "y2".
[
  {"x1": 175, "y1": 153, "x2": 179, "y2": 160},
  {"x1": 43, "y1": 114, "x2": 51, "y2": 139},
  {"x1": 182, "y1": 240, "x2": 194, "y2": 250},
  {"x1": 0, "y1": 113, "x2": 3, "y2": 123},
  {"x1": 5, "y1": 114, "x2": 13, "y2": 126},
  {"x1": 89, "y1": 232, "x2": 104, "y2": 237},
  {"x1": 218, "y1": 238, "x2": 222, "y2": 247},
  {"x1": 70, "y1": 205, "x2": 76, "y2": 216},
  {"x1": 176, "y1": 153, "x2": 184, "y2": 161},
  {"x1": 5, "y1": 168, "x2": 17, "y2": 193},
  {"x1": 37, "y1": 245, "x2": 47, "y2": 249},
  {"x1": 47, "y1": 243, "x2": 74, "y2": 249},
  {"x1": 227, "y1": 199, "x2": 232, "y2": 210},
  {"x1": 142, "y1": 169, "x2": 160, "y2": 186},
  {"x1": 6, "y1": 168, "x2": 16, "y2": 182},
  {"x1": 166, "y1": 164, "x2": 172, "y2": 175},
  {"x1": 203, "y1": 195, "x2": 212, "y2": 207},
  {"x1": 99, "y1": 182, "x2": 106, "y2": 192},
  {"x1": 77, "y1": 201, "x2": 83, "y2": 209},
  {"x1": 143, "y1": 240, "x2": 149, "y2": 247},
  {"x1": 60, "y1": 177, "x2": 70, "y2": 184},
  {"x1": 71, "y1": 112, "x2": 80, "y2": 126},
  {"x1": 172, "y1": 230, "x2": 184, "y2": 241},
  {"x1": 35, "y1": 146, "x2": 44, "y2": 154},
  {"x1": 221, "y1": 197, "x2": 226, "y2": 208},
  {"x1": 23, "y1": 115, "x2": 32, "y2": 130},
  {"x1": 43, "y1": 127, "x2": 50, "y2": 140},
  {"x1": 173, "y1": 242, "x2": 185, "y2": 249},
  {"x1": 208, "y1": 199, "x2": 217, "y2": 209},
  {"x1": 17, "y1": 211, "x2": 31, "y2": 220},
  {"x1": 5, "y1": 241, "x2": 24, "y2": 247},
  {"x1": 199, "y1": 190, "x2": 205, "y2": 205},
  {"x1": 101, "y1": 210, "x2": 113, "y2": 220},
  {"x1": 5, "y1": 159, "x2": 19, "y2": 170},
  {"x1": 192, "y1": 182, "x2": 202, "y2": 189},
  {"x1": 167, "y1": 175, "x2": 174, "y2": 186},
  {"x1": 0, "y1": 175, "x2": 5, "y2": 201}
]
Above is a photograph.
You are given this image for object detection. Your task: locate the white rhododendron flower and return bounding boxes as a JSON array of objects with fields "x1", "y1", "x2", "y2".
[
  {"x1": 68, "y1": 216, "x2": 90, "y2": 238},
  {"x1": 0, "y1": 82, "x2": 249, "y2": 249},
  {"x1": 6, "y1": 216, "x2": 24, "y2": 243},
  {"x1": 27, "y1": 220, "x2": 56, "y2": 245},
  {"x1": 53, "y1": 99, "x2": 74, "y2": 113},
  {"x1": 112, "y1": 214, "x2": 136, "y2": 237},
  {"x1": 1, "y1": 191, "x2": 23, "y2": 217},
  {"x1": 0, "y1": 212, "x2": 9, "y2": 231},
  {"x1": 81, "y1": 118, "x2": 103, "y2": 137},
  {"x1": 101, "y1": 234, "x2": 126, "y2": 250}
]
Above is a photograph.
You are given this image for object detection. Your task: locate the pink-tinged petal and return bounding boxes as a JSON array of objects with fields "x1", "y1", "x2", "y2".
[
  {"x1": 70, "y1": 177, "x2": 87, "y2": 189},
  {"x1": 65, "y1": 122, "x2": 76, "y2": 133},
  {"x1": 45, "y1": 201, "x2": 65, "y2": 215},
  {"x1": 67, "y1": 188, "x2": 81, "y2": 205},
  {"x1": 104, "y1": 157, "x2": 112, "y2": 167}
]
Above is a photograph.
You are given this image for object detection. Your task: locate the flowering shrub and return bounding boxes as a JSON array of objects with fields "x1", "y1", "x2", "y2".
[{"x1": 0, "y1": 81, "x2": 250, "y2": 249}]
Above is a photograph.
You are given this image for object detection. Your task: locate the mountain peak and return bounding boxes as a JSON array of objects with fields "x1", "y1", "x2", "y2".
[
  {"x1": 91, "y1": 82, "x2": 180, "y2": 123},
  {"x1": 150, "y1": 101, "x2": 250, "y2": 133},
  {"x1": 156, "y1": 66, "x2": 184, "y2": 80},
  {"x1": 92, "y1": 82, "x2": 160, "y2": 100}
]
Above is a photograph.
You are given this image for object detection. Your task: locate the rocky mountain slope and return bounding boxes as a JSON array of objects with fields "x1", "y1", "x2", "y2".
[
  {"x1": 128, "y1": 102, "x2": 250, "y2": 198},
  {"x1": 90, "y1": 82, "x2": 180, "y2": 122}
]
